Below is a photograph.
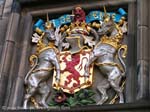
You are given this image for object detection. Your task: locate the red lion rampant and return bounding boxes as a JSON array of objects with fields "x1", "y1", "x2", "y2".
[{"x1": 61, "y1": 53, "x2": 81, "y2": 88}]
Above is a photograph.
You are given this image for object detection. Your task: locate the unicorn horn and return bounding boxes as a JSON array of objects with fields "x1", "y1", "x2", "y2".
[
  {"x1": 103, "y1": 6, "x2": 108, "y2": 17},
  {"x1": 46, "y1": 13, "x2": 49, "y2": 23}
]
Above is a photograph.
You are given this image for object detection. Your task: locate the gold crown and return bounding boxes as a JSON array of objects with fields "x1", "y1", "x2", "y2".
[
  {"x1": 100, "y1": 35, "x2": 121, "y2": 49},
  {"x1": 36, "y1": 42, "x2": 55, "y2": 55},
  {"x1": 65, "y1": 21, "x2": 91, "y2": 35},
  {"x1": 36, "y1": 33, "x2": 56, "y2": 55}
]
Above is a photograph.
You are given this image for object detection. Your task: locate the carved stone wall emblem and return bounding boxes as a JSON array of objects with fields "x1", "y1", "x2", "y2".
[{"x1": 23, "y1": 6, "x2": 128, "y2": 109}]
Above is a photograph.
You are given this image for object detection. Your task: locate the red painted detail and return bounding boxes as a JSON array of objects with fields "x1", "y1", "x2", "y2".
[
  {"x1": 73, "y1": 7, "x2": 86, "y2": 22},
  {"x1": 61, "y1": 53, "x2": 81, "y2": 88}
]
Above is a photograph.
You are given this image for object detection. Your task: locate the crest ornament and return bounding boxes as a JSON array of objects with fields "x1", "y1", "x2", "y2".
[{"x1": 23, "y1": 6, "x2": 128, "y2": 108}]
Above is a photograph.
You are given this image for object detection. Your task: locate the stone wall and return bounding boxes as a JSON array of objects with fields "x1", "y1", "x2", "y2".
[{"x1": 0, "y1": 0, "x2": 150, "y2": 111}]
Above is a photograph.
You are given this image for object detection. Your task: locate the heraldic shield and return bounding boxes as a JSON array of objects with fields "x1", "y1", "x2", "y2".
[
  {"x1": 23, "y1": 6, "x2": 128, "y2": 108},
  {"x1": 52, "y1": 49, "x2": 94, "y2": 94}
]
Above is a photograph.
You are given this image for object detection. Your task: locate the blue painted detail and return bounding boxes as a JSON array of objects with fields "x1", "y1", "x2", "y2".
[
  {"x1": 50, "y1": 19, "x2": 60, "y2": 28},
  {"x1": 50, "y1": 14, "x2": 72, "y2": 28},
  {"x1": 86, "y1": 11, "x2": 103, "y2": 23},
  {"x1": 33, "y1": 8, "x2": 127, "y2": 29},
  {"x1": 59, "y1": 14, "x2": 72, "y2": 25},
  {"x1": 39, "y1": 25, "x2": 45, "y2": 31},
  {"x1": 86, "y1": 11, "x2": 123, "y2": 23},
  {"x1": 118, "y1": 8, "x2": 127, "y2": 16},
  {"x1": 113, "y1": 13, "x2": 122, "y2": 22},
  {"x1": 33, "y1": 19, "x2": 44, "y2": 30}
]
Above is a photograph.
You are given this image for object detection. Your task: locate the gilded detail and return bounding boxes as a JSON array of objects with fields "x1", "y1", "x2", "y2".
[{"x1": 24, "y1": 6, "x2": 128, "y2": 108}]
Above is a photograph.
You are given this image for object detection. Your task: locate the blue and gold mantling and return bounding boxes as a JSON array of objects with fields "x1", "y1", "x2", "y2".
[{"x1": 34, "y1": 8, "x2": 127, "y2": 31}]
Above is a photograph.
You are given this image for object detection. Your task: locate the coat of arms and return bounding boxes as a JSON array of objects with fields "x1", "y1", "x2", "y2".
[{"x1": 23, "y1": 6, "x2": 128, "y2": 108}]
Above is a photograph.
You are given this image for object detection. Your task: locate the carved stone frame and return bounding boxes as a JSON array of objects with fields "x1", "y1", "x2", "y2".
[{"x1": 0, "y1": 0, "x2": 149, "y2": 111}]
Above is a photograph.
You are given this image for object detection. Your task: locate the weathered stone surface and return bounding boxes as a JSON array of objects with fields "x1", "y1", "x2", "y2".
[
  {"x1": 136, "y1": 0, "x2": 149, "y2": 101},
  {"x1": 0, "y1": 12, "x2": 20, "y2": 107},
  {"x1": 0, "y1": 74, "x2": 9, "y2": 107},
  {"x1": 15, "y1": 15, "x2": 32, "y2": 77},
  {"x1": 11, "y1": 14, "x2": 33, "y2": 107},
  {"x1": 0, "y1": 13, "x2": 20, "y2": 75},
  {"x1": 137, "y1": 0, "x2": 149, "y2": 26},
  {"x1": 5, "y1": 13, "x2": 20, "y2": 42},
  {"x1": 2, "y1": 0, "x2": 13, "y2": 17},
  {"x1": 0, "y1": 17, "x2": 14, "y2": 64},
  {"x1": 4, "y1": 46, "x2": 22, "y2": 106},
  {"x1": 137, "y1": 26, "x2": 149, "y2": 60},
  {"x1": 0, "y1": 45, "x2": 3, "y2": 63},
  {"x1": 0, "y1": 18, "x2": 9, "y2": 45},
  {"x1": 0, "y1": 42, "x2": 15, "y2": 74},
  {"x1": 149, "y1": 0, "x2": 150, "y2": 99},
  {"x1": 125, "y1": 3, "x2": 137, "y2": 103},
  {"x1": 0, "y1": 0, "x2": 5, "y2": 16},
  {"x1": 4, "y1": 102, "x2": 150, "y2": 112},
  {"x1": 28, "y1": 0, "x2": 136, "y2": 16},
  {"x1": 149, "y1": 62, "x2": 150, "y2": 99},
  {"x1": 137, "y1": 60, "x2": 149, "y2": 100},
  {"x1": 11, "y1": 76, "x2": 24, "y2": 107}
]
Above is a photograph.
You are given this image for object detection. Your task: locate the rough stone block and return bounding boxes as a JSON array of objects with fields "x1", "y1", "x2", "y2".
[
  {"x1": 0, "y1": 42, "x2": 15, "y2": 74},
  {"x1": 128, "y1": 3, "x2": 136, "y2": 34},
  {"x1": 137, "y1": 0, "x2": 149, "y2": 26},
  {"x1": 149, "y1": 64, "x2": 150, "y2": 99},
  {"x1": 2, "y1": 0, "x2": 13, "y2": 17},
  {"x1": 0, "y1": 19, "x2": 9, "y2": 45},
  {"x1": 11, "y1": 76, "x2": 24, "y2": 107},
  {"x1": 17, "y1": 14, "x2": 32, "y2": 77},
  {"x1": 137, "y1": 26, "x2": 149, "y2": 60},
  {"x1": 125, "y1": 66, "x2": 137, "y2": 103},
  {"x1": 5, "y1": 13, "x2": 20, "y2": 42},
  {"x1": 137, "y1": 60, "x2": 149, "y2": 100},
  {"x1": 0, "y1": 0, "x2": 5, "y2": 16},
  {"x1": 3, "y1": 45, "x2": 22, "y2": 106},
  {"x1": 0, "y1": 74, "x2": 9, "y2": 106}
]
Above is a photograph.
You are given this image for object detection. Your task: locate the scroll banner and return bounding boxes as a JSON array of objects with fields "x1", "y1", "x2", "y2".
[{"x1": 34, "y1": 8, "x2": 127, "y2": 31}]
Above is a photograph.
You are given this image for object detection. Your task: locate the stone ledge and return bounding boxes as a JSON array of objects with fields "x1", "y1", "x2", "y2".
[{"x1": 1, "y1": 101, "x2": 150, "y2": 112}]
